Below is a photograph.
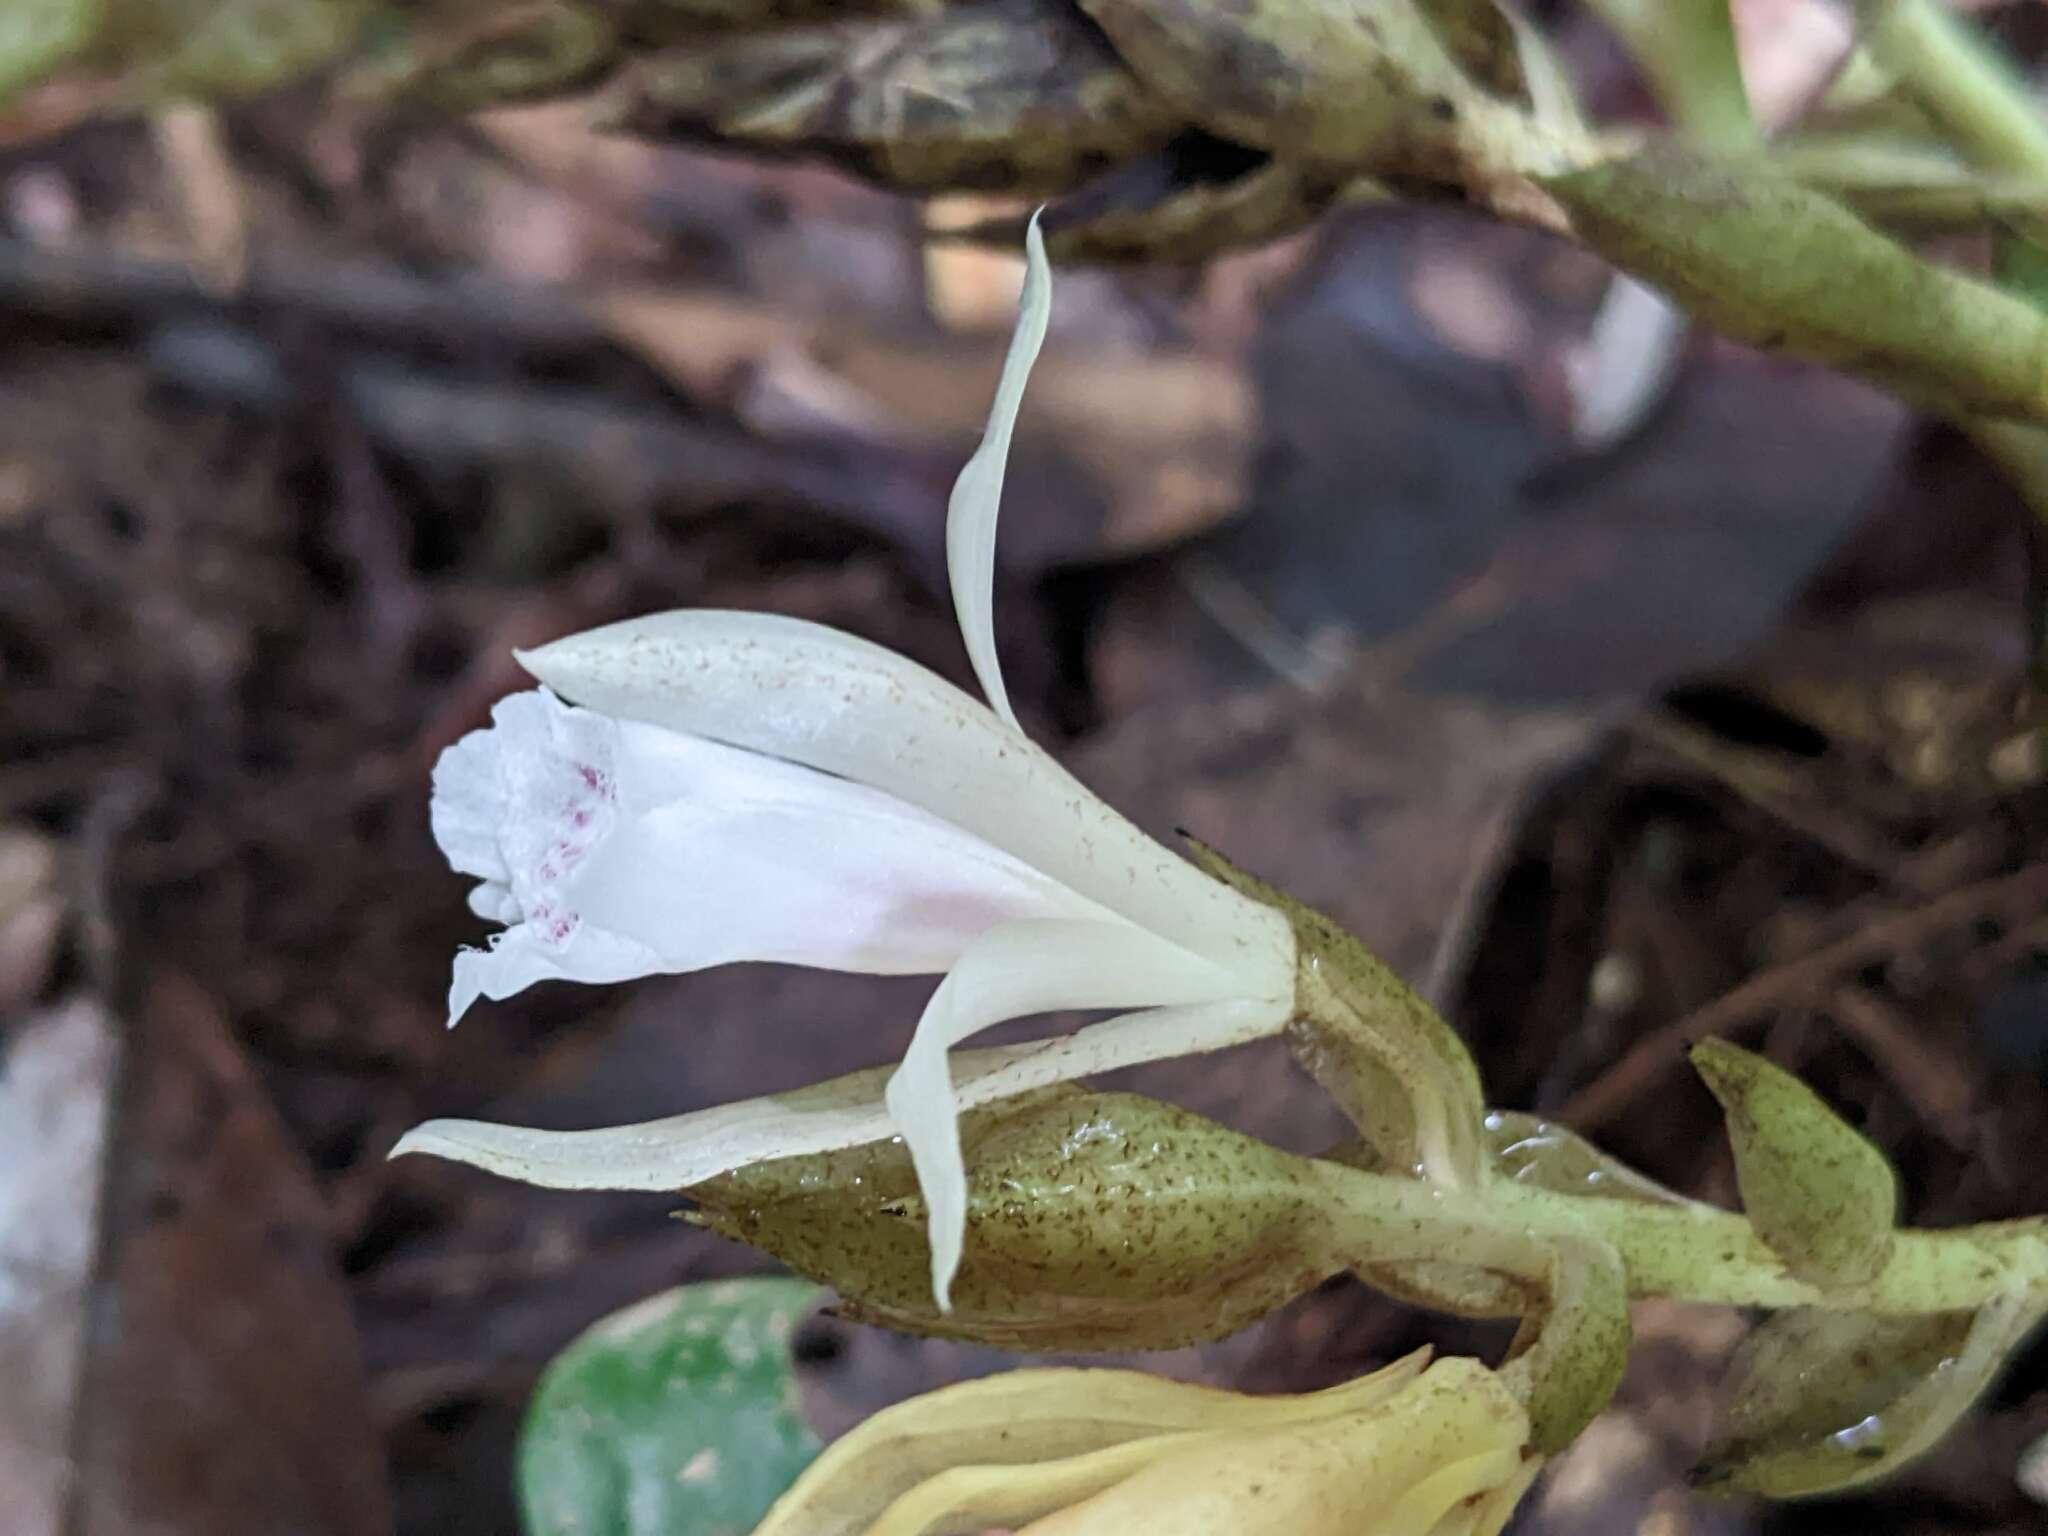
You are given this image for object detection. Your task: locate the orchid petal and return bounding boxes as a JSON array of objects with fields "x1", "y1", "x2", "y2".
[
  {"x1": 866, "y1": 1433, "x2": 1201, "y2": 1536},
  {"x1": 945, "y1": 210, "x2": 1049, "y2": 731},
  {"x1": 450, "y1": 921, "x2": 667, "y2": 1028},
  {"x1": 1379, "y1": 1448, "x2": 1527, "y2": 1535},
  {"x1": 518, "y1": 613, "x2": 1294, "y2": 987},
  {"x1": 883, "y1": 917, "x2": 1252, "y2": 1309},
  {"x1": 431, "y1": 689, "x2": 1114, "y2": 1024},
  {"x1": 389, "y1": 993, "x2": 1290, "y2": 1190}
]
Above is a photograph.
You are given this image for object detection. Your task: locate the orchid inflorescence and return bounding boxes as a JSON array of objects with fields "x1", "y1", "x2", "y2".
[{"x1": 399, "y1": 225, "x2": 2048, "y2": 1534}]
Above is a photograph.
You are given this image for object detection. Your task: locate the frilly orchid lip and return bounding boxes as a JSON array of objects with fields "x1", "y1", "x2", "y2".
[
  {"x1": 398, "y1": 214, "x2": 1299, "y2": 1307},
  {"x1": 429, "y1": 685, "x2": 1119, "y2": 1024}
]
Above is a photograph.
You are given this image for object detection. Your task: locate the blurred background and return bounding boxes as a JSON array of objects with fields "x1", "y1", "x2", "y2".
[{"x1": 3, "y1": 2, "x2": 2047, "y2": 1533}]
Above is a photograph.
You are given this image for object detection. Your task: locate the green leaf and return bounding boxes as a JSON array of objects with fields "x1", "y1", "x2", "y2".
[
  {"x1": 518, "y1": 1277, "x2": 825, "y2": 1536},
  {"x1": 1697, "y1": 1296, "x2": 2044, "y2": 1496},
  {"x1": 1691, "y1": 1038, "x2": 1897, "y2": 1286}
]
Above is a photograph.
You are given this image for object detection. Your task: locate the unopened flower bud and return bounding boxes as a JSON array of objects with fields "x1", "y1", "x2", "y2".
[
  {"x1": 1691, "y1": 1037, "x2": 1898, "y2": 1285},
  {"x1": 687, "y1": 1087, "x2": 1342, "y2": 1351},
  {"x1": 1697, "y1": 1293, "x2": 2042, "y2": 1496},
  {"x1": 752, "y1": 1349, "x2": 1539, "y2": 1536}
]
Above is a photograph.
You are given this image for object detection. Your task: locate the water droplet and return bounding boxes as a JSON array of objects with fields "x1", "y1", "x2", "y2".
[{"x1": 1827, "y1": 1413, "x2": 1886, "y2": 1456}]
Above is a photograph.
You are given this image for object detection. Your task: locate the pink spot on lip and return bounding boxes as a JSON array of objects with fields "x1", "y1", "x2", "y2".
[{"x1": 529, "y1": 899, "x2": 578, "y2": 946}]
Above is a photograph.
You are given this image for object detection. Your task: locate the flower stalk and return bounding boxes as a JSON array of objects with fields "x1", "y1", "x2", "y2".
[{"x1": 1314, "y1": 1158, "x2": 2048, "y2": 1317}]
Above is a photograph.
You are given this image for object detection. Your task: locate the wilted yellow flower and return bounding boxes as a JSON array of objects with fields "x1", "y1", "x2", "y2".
[{"x1": 754, "y1": 1349, "x2": 1538, "y2": 1536}]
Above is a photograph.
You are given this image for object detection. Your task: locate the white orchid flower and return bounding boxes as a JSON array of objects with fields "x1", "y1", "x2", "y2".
[{"x1": 394, "y1": 219, "x2": 1298, "y2": 1307}]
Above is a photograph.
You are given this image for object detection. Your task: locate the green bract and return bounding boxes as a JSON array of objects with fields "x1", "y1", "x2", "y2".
[
  {"x1": 1184, "y1": 838, "x2": 1488, "y2": 1190},
  {"x1": 1691, "y1": 1037, "x2": 1898, "y2": 1287},
  {"x1": 1697, "y1": 1296, "x2": 2046, "y2": 1496}
]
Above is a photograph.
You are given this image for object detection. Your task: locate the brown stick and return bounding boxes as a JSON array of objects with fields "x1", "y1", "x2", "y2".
[
  {"x1": 1560, "y1": 860, "x2": 2048, "y2": 1131},
  {"x1": 1825, "y1": 984, "x2": 1977, "y2": 1148}
]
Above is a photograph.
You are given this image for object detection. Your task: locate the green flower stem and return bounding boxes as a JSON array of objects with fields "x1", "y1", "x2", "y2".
[
  {"x1": 1316, "y1": 1162, "x2": 2048, "y2": 1314},
  {"x1": 1859, "y1": 0, "x2": 2048, "y2": 180},
  {"x1": 1853, "y1": 2, "x2": 2048, "y2": 543},
  {"x1": 1578, "y1": 0, "x2": 1757, "y2": 151}
]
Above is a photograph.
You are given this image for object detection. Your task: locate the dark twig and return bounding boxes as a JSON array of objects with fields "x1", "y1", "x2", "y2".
[
  {"x1": 1826, "y1": 985, "x2": 1978, "y2": 1148},
  {"x1": 1561, "y1": 860, "x2": 2048, "y2": 1130},
  {"x1": 138, "y1": 319, "x2": 953, "y2": 550},
  {"x1": 0, "y1": 238, "x2": 602, "y2": 360}
]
